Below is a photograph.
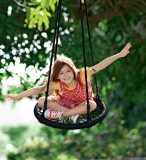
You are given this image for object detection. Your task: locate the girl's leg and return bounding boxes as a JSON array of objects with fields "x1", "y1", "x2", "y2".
[
  {"x1": 63, "y1": 100, "x2": 96, "y2": 117},
  {"x1": 38, "y1": 97, "x2": 96, "y2": 118},
  {"x1": 38, "y1": 97, "x2": 70, "y2": 112}
]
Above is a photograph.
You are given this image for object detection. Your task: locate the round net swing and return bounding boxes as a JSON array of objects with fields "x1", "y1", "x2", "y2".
[{"x1": 34, "y1": 0, "x2": 107, "y2": 129}]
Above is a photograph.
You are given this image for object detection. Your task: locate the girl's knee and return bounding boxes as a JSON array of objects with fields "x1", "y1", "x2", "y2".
[
  {"x1": 89, "y1": 100, "x2": 96, "y2": 111},
  {"x1": 38, "y1": 96, "x2": 53, "y2": 107},
  {"x1": 38, "y1": 97, "x2": 45, "y2": 107}
]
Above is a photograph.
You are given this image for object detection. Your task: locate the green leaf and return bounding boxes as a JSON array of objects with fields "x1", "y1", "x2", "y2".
[
  {"x1": 28, "y1": 17, "x2": 36, "y2": 28},
  {"x1": 30, "y1": 8, "x2": 35, "y2": 20},
  {"x1": 43, "y1": 15, "x2": 49, "y2": 29},
  {"x1": 50, "y1": 2, "x2": 55, "y2": 12},
  {"x1": 47, "y1": 12, "x2": 51, "y2": 17},
  {"x1": 38, "y1": 15, "x2": 43, "y2": 30},
  {"x1": 49, "y1": 0, "x2": 52, "y2": 5},
  {"x1": 41, "y1": 0, "x2": 46, "y2": 8},
  {"x1": 26, "y1": 8, "x2": 31, "y2": 23},
  {"x1": 28, "y1": 1, "x2": 39, "y2": 6},
  {"x1": 36, "y1": 6, "x2": 42, "y2": 12},
  {"x1": 46, "y1": 0, "x2": 50, "y2": 7},
  {"x1": 43, "y1": 9, "x2": 51, "y2": 17}
]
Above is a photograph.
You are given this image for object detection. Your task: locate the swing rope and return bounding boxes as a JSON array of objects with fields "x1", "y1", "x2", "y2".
[
  {"x1": 43, "y1": 0, "x2": 62, "y2": 113},
  {"x1": 54, "y1": 0, "x2": 62, "y2": 60},
  {"x1": 80, "y1": 0, "x2": 101, "y2": 123},
  {"x1": 83, "y1": 0, "x2": 99, "y2": 100},
  {"x1": 79, "y1": 0, "x2": 91, "y2": 121}
]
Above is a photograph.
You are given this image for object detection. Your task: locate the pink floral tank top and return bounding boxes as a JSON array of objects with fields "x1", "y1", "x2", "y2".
[{"x1": 54, "y1": 78, "x2": 93, "y2": 108}]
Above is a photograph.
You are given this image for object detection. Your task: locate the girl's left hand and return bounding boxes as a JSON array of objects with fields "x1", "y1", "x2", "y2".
[
  {"x1": 119, "y1": 43, "x2": 132, "y2": 57},
  {"x1": 4, "y1": 94, "x2": 19, "y2": 101}
]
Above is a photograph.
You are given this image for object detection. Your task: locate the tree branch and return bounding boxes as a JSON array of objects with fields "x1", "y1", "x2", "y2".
[
  {"x1": 72, "y1": 0, "x2": 144, "y2": 26},
  {"x1": 89, "y1": 0, "x2": 144, "y2": 25},
  {"x1": 13, "y1": 0, "x2": 28, "y2": 8}
]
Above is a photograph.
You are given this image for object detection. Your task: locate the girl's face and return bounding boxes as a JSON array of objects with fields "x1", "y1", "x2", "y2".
[{"x1": 57, "y1": 65, "x2": 74, "y2": 84}]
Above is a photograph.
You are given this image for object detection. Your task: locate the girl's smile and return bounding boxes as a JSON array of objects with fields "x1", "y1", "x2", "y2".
[
  {"x1": 57, "y1": 65, "x2": 76, "y2": 88},
  {"x1": 64, "y1": 77, "x2": 71, "y2": 81}
]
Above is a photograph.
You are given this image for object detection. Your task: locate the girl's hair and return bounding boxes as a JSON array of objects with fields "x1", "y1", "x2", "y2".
[
  {"x1": 42, "y1": 57, "x2": 82, "y2": 99},
  {"x1": 50, "y1": 57, "x2": 78, "y2": 83}
]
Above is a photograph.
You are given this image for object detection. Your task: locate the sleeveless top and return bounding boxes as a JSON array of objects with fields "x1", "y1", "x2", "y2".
[{"x1": 52, "y1": 68, "x2": 93, "y2": 108}]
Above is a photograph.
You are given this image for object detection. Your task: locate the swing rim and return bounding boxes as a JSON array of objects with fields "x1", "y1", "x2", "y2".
[{"x1": 34, "y1": 97, "x2": 107, "y2": 129}]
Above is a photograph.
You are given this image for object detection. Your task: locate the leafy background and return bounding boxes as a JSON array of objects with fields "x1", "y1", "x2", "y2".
[{"x1": 0, "y1": 0, "x2": 146, "y2": 159}]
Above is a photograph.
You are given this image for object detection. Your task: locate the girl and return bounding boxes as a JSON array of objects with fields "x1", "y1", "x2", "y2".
[{"x1": 4, "y1": 43, "x2": 131, "y2": 123}]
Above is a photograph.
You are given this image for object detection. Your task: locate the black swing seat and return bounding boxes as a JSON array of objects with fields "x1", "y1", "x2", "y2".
[{"x1": 34, "y1": 97, "x2": 107, "y2": 129}]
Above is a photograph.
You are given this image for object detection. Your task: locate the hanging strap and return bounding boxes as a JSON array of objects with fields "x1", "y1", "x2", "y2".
[
  {"x1": 83, "y1": 0, "x2": 100, "y2": 99},
  {"x1": 43, "y1": 0, "x2": 62, "y2": 112},
  {"x1": 80, "y1": 0, "x2": 100, "y2": 121},
  {"x1": 79, "y1": 0, "x2": 91, "y2": 121},
  {"x1": 54, "y1": 0, "x2": 62, "y2": 60}
]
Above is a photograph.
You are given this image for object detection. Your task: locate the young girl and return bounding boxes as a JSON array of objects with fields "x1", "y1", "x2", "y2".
[{"x1": 4, "y1": 43, "x2": 131, "y2": 123}]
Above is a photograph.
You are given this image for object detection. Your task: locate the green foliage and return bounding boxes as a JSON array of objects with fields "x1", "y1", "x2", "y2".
[
  {"x1": 2, "y1": 125, "x2": 30, "y2": 148},
  {"x1": 5, "y1": 121, "x2": 146, "y2": 159},
  {"x1": 1, "y1": 125, "x2": 40, "y2": 150},
  {"x1": 0, "y1": 129, "x2": 10, "y2": 151},
  {"x1": 26, "y1": 0, "x2": 58, "y2": 30}
]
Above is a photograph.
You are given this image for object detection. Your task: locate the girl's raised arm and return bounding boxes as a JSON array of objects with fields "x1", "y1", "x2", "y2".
[
  {"x1": 4, "y1": 83, "x2": 54, "y2": 101},
  {"x1": 90, "y1": 43, "x2": 131, "y2": 75}
]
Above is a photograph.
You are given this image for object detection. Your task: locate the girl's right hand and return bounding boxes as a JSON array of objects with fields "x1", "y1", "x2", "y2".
[{"x1": 4, "y1": 94, "x2": 20, "y2": 101}]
